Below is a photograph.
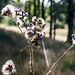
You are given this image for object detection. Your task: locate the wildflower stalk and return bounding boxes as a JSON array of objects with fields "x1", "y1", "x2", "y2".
[
  {"x1": 10, "y1": 72, "x2": 11, "y2": 75},
  {"x1": 9, "y1": 16, "x2": 34, "y2": 74},
  {"x1": 1, "y1": 5, "x2": 46, "y2": 75},
  {"x1": 29, "y1": 44, "x2": 34, "y2": 75},
  {"x1": 8, "y1": 15, "x2": 28, "y2": 43},
  {"x1": 46, "y1": 44, "x2": 74, "y2": 75},
  {"x1": 20, "y1": 45, "x2": 30, "y2": 52}
]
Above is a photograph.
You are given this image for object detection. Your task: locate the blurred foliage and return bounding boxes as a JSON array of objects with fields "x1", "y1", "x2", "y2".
[
  {"x1": 56, "y1": 20, "x2": 64, "y2": 28},
  {"x1": 62, "y1": 56, "x2": 75, "y2": 71},
  {"x1": 1, "y1": 17, "x2": 16, "y2": 25},
  {"x1": 0, "y1": 0, "x2": 75, "y2": 30},
  {"x1": 0, "y1": 0, "x2": 71, "y2": 29}
]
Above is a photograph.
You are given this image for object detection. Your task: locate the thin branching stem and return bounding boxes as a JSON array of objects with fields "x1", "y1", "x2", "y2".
[
  {"x1": 9, "y1": 15, "x2": 28, "y2": 44},
  {"x1": 9, "y1": 15, "x2": 34, "y2": 74},
  {"x1": 29, "y1": 44, "x2": 34, "y2": 75},
  {"x1": 10, "y1": 72, "x2": 11, "y2": 75},
  {"x1": 46, "y1": 44, "x2": 74, "y2": 75},
  {"x1": 20, "y1": 45, "x2": 30, "y2": 52}
]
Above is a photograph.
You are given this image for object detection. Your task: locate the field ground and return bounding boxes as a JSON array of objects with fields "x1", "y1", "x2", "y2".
[
  {"x1": 0, "y1": 25, "x2": 67, "y2": 42},
  {"x1": 0, "y1": 25, "x2": 75, "y2": 75}
]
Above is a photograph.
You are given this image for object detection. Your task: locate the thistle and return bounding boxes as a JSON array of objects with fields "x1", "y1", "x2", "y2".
[
  {"x1": 1, "y1": 4, "x2": 75, "y2": 75},
  {"x1": 1, "y1": 4, "x2": 46, "y2": 75},
  {"x1": 1, "y1": 60, "x2": 16, "y2": 75}
]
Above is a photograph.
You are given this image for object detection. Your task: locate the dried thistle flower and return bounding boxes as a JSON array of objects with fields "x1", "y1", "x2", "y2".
[
  {"x1": 25, "y1": 30, "x2": 34, "y2": 40},
  {"x1": 32, "y1": 16, "x2": 37, "y2": 22},
  {"x1": 71, "y1": 34, "x2": 75, "y2": 45},
  {"x1": 21, "y1": 10, "x2": 25, "y2": 13},
  {"x1": 24, "y1": 16, "x2": 46, "y2": 48},
  {"x1": 1, "y1": 60, "x2": 16, "y2": 75},
  {"x1": 25, "y1": 12, "x2": 28, "y2": 16},
  {"x1": 36, "y1": 18, "x2": 46, "y2": 27},
  {"x1": 72, "y1": 34, "x2": 74, "y2": 38},
  {"x1": 14, "y1": 8, "x2": 20, "y2": 12},
  {"x1": 1, "y1": 4, "x2": 15, "y2": 17},
  {"x1": 1, "y1": 4, "x2": 47, "y2": 48},
  {"x1": 33, "y1": 41, "x2": 41, "y2": 48}
]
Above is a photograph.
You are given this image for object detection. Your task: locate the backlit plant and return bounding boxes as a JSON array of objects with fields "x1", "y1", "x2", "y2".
[{"x1": 1, "y1": 4, "x2": 75, "y2": 75}]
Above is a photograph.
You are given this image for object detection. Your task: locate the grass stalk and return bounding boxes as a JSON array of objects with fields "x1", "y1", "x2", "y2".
[
  {"x1": 9, "y1": 15, "x2": 28, "y2": 43},
  {"x1": 9, "y1": 16, "x2": 34, "y2": 74},
  {"x1": 46, "y1": 44, "x2": 74, "y2": 75},
  {"x1": 10, "y1": 72, "x2": 11, "y2": 75},
  {"x1": 29, "y1": 44, "x2": 34, "y2": 75},
  {"x1": 20, "y1": 45, "x2": 30, "y2": 52}
]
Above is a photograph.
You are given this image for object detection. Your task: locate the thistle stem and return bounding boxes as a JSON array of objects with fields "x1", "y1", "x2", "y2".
[
  {"x1": 29, "y1": 44, "x2": 34, "y2": 75},
  {"x1": 9, "y1": 15, "x2": 28, "y2": 44},
  {"x1": 46, "y1": 44, "x2": 74, "y2": 75},
  {"x1": 20, "y1": 45, "x2": 30, "y2": 52},
  {"x1": 9, "y1": 15, "x2": 34, "y2": 74},
  {"x1": 10, "y1": 72, "x2": 11, "y2": 75}
]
